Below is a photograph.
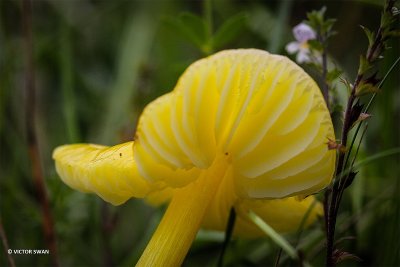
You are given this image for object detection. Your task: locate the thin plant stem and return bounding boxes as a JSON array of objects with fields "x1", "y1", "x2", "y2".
[
  {"x1": 342, "y1": 56, "x2": 400, "y2": 181},
  {"x1": 319, "y1": 31, "x2": 330, "y2": 109},
  {"x1": 217, "y1": 207, "x2": 236, "y2": 267},
  {"x1": 60, "y1": 20, "x2": 79, "y2": 143},
  {"x1": 325, "y1": 1, "x2": 397, "y2": 266},
  {"x1": 0, "y1": 218, "x2": 16, "y2": 267},
  {"x1": 295, "y1": 199, "x2": 319, "y2": 247},
  {"x1": 101, "y1": 203, "x2": 116, "y2": 266},
  {"x1": 309, "y1": 187, "x2": 394, "y2": 261},
  {"x1": 274, "y1": 248, "x2": 283, "y2": 267},
  {"x1": 364, "y1": 56, "x2": 400, "y2": 113},
  {"x1": 203, "y1": 0, "x2": 213, "y2": 54},
  {"x1": 268, "y1": 0, "x2": 292, "y2": 53},
  {"x1": 336, "y1": 124, "x2": 369, "y2": 211},
  {"x1": 21, "y1": 1, "x2": 59, "y2": 266},
  {"x1": 321, "y1": 51, "x2": 329, "y2": 109},
  {"x1": 317, "y1": 17, "x2": 332, "y2": 266}
]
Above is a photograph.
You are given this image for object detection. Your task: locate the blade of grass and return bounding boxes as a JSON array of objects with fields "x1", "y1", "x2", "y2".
[
  {"x1": 308, "y1": 187, "x2": 395, "y2": 261},
  {"x1": 343, "y1": 56, "x2": 400, "y2": 174},
  {"x1": 349, "y1": 124, "x2": 368, "y2": 171},
  {"x1": 60, "y1": 19, "x2": 79, "y2": 143},
  {"x1": 338, "y1": 147, "x2": 400, "y2": 181},
  {"x1": 335, "y1": 124, "x2": 369, "y2": 224},
  {"x1": 349, "y1": 125, "x2": 369, "y2": 228},
  {"x1": 248, "y1": 211, "x2": 298, "y2": 262},
  {"x1": 98, "y1": 5, "x2": 158, "y2": 143},
  {"x1": 249, "y1": 211, "x2": 314, "y2": 267},
  {"x1": 365, "y1": 56, "x2": 400, "y2": 112},
  {"x1": 267, "y1": 0, "x2": 292, "y2": 53},
  {"x1": 295, "y1": 199, "x2": 319, "y2": 247}
]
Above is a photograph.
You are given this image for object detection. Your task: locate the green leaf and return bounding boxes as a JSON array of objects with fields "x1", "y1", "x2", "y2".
[
  {"x1": 322, "y1": 18, "x2": 337, "y2": 33},
  {"x1": 308, "y1": 39, "x2": 323, "y2": 51},
  {"x1": 358, "y1": 55, "x2": 372, "y2": 75},
  {"x1": 355, "y1": 80, "x2": 380, "y2": 97},
  {"x1": 387, "y1": 30, "x2": 400, "y2": 37},
  {"x1": 306, "y1": 6, "x2": 326, "y2": 29},
  {"x1": 165, "y1": 12, "x2": 207, "y2": 51},
  {"x1": 212, "y1": 13, "x2": 248, "y2": 49},
  {"x1": 343, "y1": 171, "x2": 358, "y2": 189},
  {"x1": 360, "y1": 25, "x2": 375, "y2": 47},
  {"x1": 381, "y1": 5, "x2": 396, "y2": 28},
  {"x1": 179, "y1": 13, "x2": 207, "y2": 44},
  {"x1": 326, "y1": 68, "x2": 342, "y2": 82},
  {"x1": 339, "y1": 77, "x2": 352, "y2": 95}
]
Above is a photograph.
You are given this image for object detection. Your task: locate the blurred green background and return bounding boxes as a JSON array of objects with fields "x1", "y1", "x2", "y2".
[{"x1": 0, "y1": 0, "x2": 399, "y2": 266}]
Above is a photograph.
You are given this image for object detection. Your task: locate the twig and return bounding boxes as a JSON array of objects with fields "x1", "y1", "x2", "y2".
[
  {"x1": 317, "y1": 19, "x2": 332, "y2": 263},
  {"x1": 21, "y1": 0, "x2": 59, "y2": 266},
  {"x1": 0, "y1": 219, "x2": 16, "y2": 267}
]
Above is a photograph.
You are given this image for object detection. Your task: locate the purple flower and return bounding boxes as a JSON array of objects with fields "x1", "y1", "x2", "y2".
[{"x1": 286, "y1": 23, "x2": 317, "y2": 64}]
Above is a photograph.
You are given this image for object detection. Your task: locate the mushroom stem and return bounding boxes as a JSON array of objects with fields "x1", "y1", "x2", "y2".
[{"x1": 137, "y1": 154, "x2": 229, "y2": 267}]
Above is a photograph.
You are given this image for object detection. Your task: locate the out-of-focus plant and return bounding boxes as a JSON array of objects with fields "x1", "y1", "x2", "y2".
[
  {"x1": 286, "y1": 0, "x2": 399, "y2": 266},
  {"x1": 286, "y1": 7, "x2": 341, "y2": 111},
  {"x1": 165, "y1": 2, "x2": 247, "y2": 55}
]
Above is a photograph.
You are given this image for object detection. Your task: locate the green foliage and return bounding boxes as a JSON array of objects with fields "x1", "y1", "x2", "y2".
[
  {"x1": 248, "y1": 212, "x2": 299, "y2": 262},
  {"x1": 358, "y1": 55, "x2": 373, "y2": 75},
  {"x1": 326, "y1": 68, "x2": 342, "y2": 83},
  {"x1": 360, "y1": 25, "x2": 375, "y2": 48},
  {"x1": 0, "y1": 1, "x2": 399, "y2": 267},
  {"x1": 212, "y1": 13, "x2": 248, "y2": 51},
  {"x1": 166, "y1": 11, "x2": 248, "y2": 55},
  {"x1": 355, "y1": 80, "x2": 380, "y2": 96},
  {"x1": 165, "y1": 13, "x2": 208, "y2": 53},
  {"x1": 306, "y1": 7, "x2": 337, "y2": 41}
]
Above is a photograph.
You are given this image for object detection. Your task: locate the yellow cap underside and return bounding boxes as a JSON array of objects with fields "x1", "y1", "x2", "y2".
[
  {"x1": 134, "y1": 49, "x2": 335, "y2": 198},
  {"x1": 52, "y1": 49, "x2": 335, "y2": 238}
]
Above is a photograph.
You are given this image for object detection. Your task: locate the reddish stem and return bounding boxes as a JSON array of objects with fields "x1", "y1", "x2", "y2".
[{"x1": 22, "y1": 1, "x2": 59, "y2": 266}]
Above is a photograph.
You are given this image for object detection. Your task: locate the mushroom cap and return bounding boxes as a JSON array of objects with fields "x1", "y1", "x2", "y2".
[
  {"x1": 135, "y1": 49, "x2": 335, "y2": 199},
  {"x1": 53, "y1": 142, "x2": 154, "y2": 205},
  {"x1": 53, "y1": 49, "x2": 334, "y2": 236}
]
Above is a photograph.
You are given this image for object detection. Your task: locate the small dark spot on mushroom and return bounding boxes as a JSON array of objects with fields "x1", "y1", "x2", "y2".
[
  {"x1": 119, "y1": 153, "x2": 122, "y2": 157},
  {"x1": 225, "y1": 152, "x2": 229, "y2": 156}
]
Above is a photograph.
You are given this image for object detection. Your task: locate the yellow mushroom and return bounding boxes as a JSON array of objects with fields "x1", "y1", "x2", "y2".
[{"x1": 53, "y1": 49, "x2": 335, "y2": 266}]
